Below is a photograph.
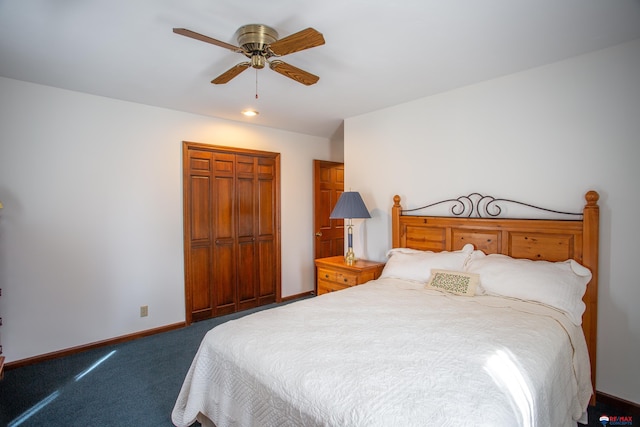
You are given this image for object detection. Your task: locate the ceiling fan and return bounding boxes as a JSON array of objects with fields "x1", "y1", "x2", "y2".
[{"x1": 173, "y1": 24, "x2": 325, "y2": 86}]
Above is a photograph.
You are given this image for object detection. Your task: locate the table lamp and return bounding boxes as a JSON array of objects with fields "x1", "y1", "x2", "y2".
[{"x1": 329, "y1": 191, "x2": 371, "y2": 265}]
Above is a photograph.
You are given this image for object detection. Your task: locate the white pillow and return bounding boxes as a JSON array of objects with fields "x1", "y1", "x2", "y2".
[
  {"x1": 380, "y1": 244, "x2": 474, "y2": 283},
  {"x1": 465, "y1": 253, "x2": 592, "y2": 325}
]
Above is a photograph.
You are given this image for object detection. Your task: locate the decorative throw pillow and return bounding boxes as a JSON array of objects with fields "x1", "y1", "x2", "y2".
[
  {"x1": 426, "y1": 269, "x2": 479, "y2": 296},
  {"x1": 380, "y1": 244, "x2": 474, "y2": 283}
]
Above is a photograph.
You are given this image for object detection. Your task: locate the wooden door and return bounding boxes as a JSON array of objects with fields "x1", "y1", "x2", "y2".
[
  {"x1": 183, "y1": 142, "x2": 280, "y2": 324},
  {"x1": 255, "y1": 156, "x2": 278, "y2": 306},
  {"x1": 211, "y1": 152, "x2": 237, "y2": 317},
  {"x1": 184, "y1": 147, "x2": 216, "y2": 322},
  {"x1": 236, "y1": 155, "x2": 258, "y2": 312},
  {"x1": 235, "y1": 155, "x2": 279, "y2": 311},
  {"x1": 313, "y1": 160, "x2": 345, "y2": 261}
]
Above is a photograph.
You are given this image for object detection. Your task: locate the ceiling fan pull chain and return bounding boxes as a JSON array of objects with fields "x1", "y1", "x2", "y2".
[{"x1": 255, "y1": 68, "x2": 259, "y2": 99}]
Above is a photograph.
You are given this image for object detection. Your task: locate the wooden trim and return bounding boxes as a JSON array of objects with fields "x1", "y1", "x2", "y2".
[
  {"x1": 282, "y1": 291, "x2": 314, "y2": 301},
  {"x1": 274, "y1": 153, "x2": 282, "y2": 304},
  {"x1": 4, "y1": 322, "x2": 185, "y2": 371},
  {"x1": 182, "y1": 141, "x2": 281, "y2": 158},
  {"x1": 182, "y1": 141, "x2": 193, "y2": 325},
  {"x1": 596, "y1": 391, "x2": 640, "y2": 416}
]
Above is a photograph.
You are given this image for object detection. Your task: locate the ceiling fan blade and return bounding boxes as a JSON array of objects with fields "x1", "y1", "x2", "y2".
[
  {"x1": 269, "y1": 60, "x2": 319, "y2": 86},
  {"x1": 173, "y1": 28, "x2": 242, "y2": 53},
  {"x1": 268, "y1": 28, "x2": 325, "y2": 56},
  {"x1": 211, "y1": 62, "x2": 251, "y2": 84}
]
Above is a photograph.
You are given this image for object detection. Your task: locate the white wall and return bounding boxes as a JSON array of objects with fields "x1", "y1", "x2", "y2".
[
  {"x1": 0, "y1": 77, "x2": 335, "y2": 363},
  {"x1": 344, "y1": 39, "x2": 640, "y2": 403}
]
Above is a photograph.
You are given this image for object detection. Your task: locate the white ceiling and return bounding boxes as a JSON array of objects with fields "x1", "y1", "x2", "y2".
[{"x1": 1, "y1": 0, "x2": 640, "y2": 139}]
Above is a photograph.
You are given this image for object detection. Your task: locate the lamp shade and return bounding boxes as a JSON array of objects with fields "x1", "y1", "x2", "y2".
[{"x1": 329, "y1": 191, "x2": 371, "y2": 219}]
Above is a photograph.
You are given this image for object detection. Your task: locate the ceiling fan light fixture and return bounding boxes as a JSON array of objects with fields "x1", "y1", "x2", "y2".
[
  {"x1": 242, "y1": 109, "x2": 259, "y2": 117},
  {"x1": 251, "y1": 55, "x2": 266, "y2": 69}
]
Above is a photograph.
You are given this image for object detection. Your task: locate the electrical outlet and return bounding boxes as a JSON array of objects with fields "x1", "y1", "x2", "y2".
[{"x1": 140, "y1": 305, "x2": 148, "y2": 317}]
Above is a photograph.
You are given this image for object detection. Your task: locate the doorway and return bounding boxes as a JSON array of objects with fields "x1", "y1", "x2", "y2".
[{"x1": 313, "y1": 160, "x2": 345, "y2": 266}]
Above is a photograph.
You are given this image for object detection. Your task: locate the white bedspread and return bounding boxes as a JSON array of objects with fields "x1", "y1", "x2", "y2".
[{"x1": 172, "y1": 278, "x2": 592, "y2": 427}]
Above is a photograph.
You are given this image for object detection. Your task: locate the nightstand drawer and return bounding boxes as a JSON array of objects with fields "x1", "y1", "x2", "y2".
[
  {"x1": 318, "y1": 279, "x2": 349, "y2": 294},
  {"x1": 317, "y1": 268, "x2": 336, "y2": 282},
  {"x1": 336, "y1": 272, "x2": 357, "y2": 286}
]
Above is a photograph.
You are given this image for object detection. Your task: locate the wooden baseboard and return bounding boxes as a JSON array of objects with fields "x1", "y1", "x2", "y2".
[
  {"x1": 282, "y1": 291, "x2": 314, "y2": 302},
  {"x1": 596, "y1": 391, "x2": 640, "y2": 417},
  {"x1": 5, "y1": 321, "x2": 186, "y2": 371}
]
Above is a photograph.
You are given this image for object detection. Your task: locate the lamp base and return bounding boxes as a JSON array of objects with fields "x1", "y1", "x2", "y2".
[{"x1": 344, "y1": 248, "x2": 356, "y2": 266}]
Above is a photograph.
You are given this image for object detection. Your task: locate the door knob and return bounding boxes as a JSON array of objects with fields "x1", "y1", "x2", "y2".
[{"x1": 315, "y1": 232, "x2": 322, "y2": 237}]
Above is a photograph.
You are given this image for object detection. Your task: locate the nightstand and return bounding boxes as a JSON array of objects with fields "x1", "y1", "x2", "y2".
[{"x1": 315, "y1": 256, "x2": 385, "y2": 295}]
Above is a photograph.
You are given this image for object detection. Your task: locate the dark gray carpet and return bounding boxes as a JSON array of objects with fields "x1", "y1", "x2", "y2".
[{"x1": 0, "y1": 303, "x2": 278, "y2": 427}]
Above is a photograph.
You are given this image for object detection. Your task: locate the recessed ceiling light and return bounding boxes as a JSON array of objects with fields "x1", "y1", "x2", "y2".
[{"x1": 242, "y1": 109, "x2": 259, "y2": 117}]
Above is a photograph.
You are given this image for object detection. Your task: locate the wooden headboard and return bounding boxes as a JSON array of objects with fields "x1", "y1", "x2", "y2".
[{"x1": 392, "y1": 191, "x2": 599, "y2": 404}]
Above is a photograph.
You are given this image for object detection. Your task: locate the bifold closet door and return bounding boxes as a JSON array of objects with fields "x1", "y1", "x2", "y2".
[
  {"x1": 211, "y1": 152, "x2": 236, "y2": 316},
  {"x1": 183, "y1": 142, "x2": 280, "y2": 324},
  {"x1": 255, "y1": 156, "x2": 277, "y2": 307},
  {"x1": 183, "y1": 149, "x2": 236, "y2": 321},
  {"x1": 235, "y1": 155, "x2": 278, "y2": 311},
  {"x1": 236, "y1": 155, "x2": 258, "y2": 312}
]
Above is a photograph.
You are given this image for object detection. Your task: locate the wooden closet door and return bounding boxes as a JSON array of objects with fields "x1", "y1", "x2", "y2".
[
  {"x1": 235, "y1": 155, "x2": 278, "y2": 310},
  {"x1": 211, "y1": 152, "x2": 236, "y2": 316},
  {"x1": 236, "y1": 155, "x2": 258, "y2": 311},
  {"x1": 184, "y1": 148, "x2": 215, "y2": 322},
  {"x1": 183, "y1": 142, "x2": 280, "y2": 324},
  {"x1": 256, "y1": 156, "x2": 277, "y2": 306}
]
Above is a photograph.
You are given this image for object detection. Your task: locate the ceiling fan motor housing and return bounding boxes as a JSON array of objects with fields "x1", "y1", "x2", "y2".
[{"x1": 237, "y1": 24, "x2": 278, "y2": 53}]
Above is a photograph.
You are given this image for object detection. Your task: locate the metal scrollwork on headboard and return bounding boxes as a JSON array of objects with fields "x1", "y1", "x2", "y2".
[{"x1": 402, "y1": 193, "x2": 583, "y2": 218}]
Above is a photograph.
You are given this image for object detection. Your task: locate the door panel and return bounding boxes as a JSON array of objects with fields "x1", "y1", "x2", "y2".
[
  {"x1": 236, "y1": 157, "x2": 257, "y2": 310},
  {"x1": 258, "y1": 240, "x2": 275, "y2": 299},
  {"x1": 190, "y1": 176, "x2": 211, "y2": 241},
  {"x1": 237, "y1": 239, "x2": 257, "y2": 309},
  {"x1": 213, "y1": 244, "x2": 235, "y2": 315},
  {"x1": 237, "y1": 176, "x2": 255, "y2": 238},
  {"x1": 258, "y1": 178, "x2": 274, "y2": 236},
  {"x1": 190, "y1": 246, "x2": 211, "y2": 312},
  {"x1": 213, "y1": 168, "x2": 236, "y2": 315}
]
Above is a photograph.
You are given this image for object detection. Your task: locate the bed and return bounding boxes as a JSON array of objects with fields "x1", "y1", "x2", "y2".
[{"x1": 172, "y1": 190, "x2": 599, "y2": 427}]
